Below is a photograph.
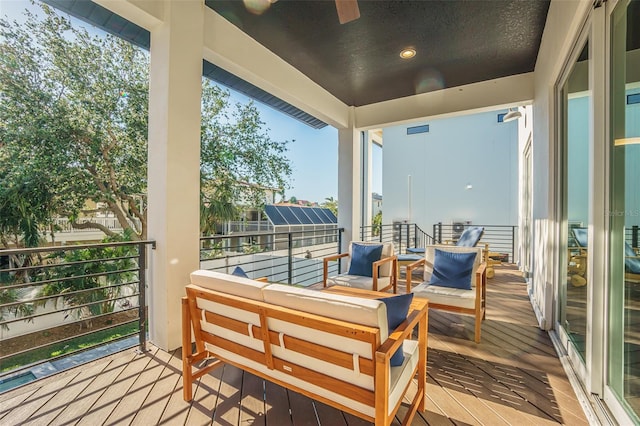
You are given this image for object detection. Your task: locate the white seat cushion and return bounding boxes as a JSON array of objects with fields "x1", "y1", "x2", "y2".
[
  {"x1": 326, "y1": 274, "x2": 391, "y2": 290},
  {"x1": 411, "y1": 281, "x2": 476, "y2": 309}
]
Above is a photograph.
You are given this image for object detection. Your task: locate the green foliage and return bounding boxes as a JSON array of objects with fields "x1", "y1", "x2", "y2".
[
  {"x1": 0, "y1": 321, "x2": 138, "y2": 373},
  {"x1": 372, "y1": 210, "x2": 382, "y2": 236},
  {"x1": 0, "y1": 4, "x2": 148, "y2": 243},
  {"x1": 0, "y1": 4, "x2": 293, "y2": 243},
  {"x1": 37, "y1": 232, "x2": 138, "y2": 321},
  {"x1": 321, "y1": 196, "x2": 338, "y2": 216},
  {"x1": 199, "y1": 82, "x2": 292, "y2": 234}
]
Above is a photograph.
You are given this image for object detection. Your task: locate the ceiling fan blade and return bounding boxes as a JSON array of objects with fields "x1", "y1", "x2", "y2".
[{"x1": 335, "y1": 0, "x2": 360, "y2": 24}]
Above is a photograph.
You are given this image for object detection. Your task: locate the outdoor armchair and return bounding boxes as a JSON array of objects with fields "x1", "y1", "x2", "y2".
[
  {"x1": 405, "y1": 244, "x2": 486, "y2": 343},
  {"x1": 323, "y1": 241, "x2": 397, "y2": 293}
]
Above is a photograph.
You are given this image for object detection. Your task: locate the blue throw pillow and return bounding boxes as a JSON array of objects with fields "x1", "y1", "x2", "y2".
[
  {"x1": 348, "y1": 243, "x2": 383, "y2": 277},
  {"x1": 377, "y1": 293, "x2": 414, "y2": 367},
  {"x1": 429, "y1": 249, "x2": 477, "y2": 290},
  {"x1": 231, "y1": 266, "x2": 249, "y2": 278},
  {"x1": 624, "y1": 243, "x2": 640, "y2": 274}
]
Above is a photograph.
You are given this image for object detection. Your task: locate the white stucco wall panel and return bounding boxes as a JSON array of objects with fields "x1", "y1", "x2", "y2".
[{"x1": 382, "y1": 110, "x2": 518, "y2": 234}]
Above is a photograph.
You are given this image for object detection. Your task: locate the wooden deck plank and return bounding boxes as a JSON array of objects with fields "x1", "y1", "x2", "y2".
[
  {"x1": 103, "y1": 348, "x2": 169, "y2": 425},
  {"x1": 44, "y1": 349, "x2": 138, "y2": 425},
  {"x1": 264, "y1": 378, "x2": 292, "y2": 425},
  {"x1": 75, "y1": 346, "x2": 159, "y2": 426},
  {"x1": 0, "y1": 388, "x2": 37, "y2": 423},
  {"x1": 211, "y1": 364, "x2": 242, "y2": 425},
  {"x1": 287, "y1": 389, "x2": 320, "y2": 425},
  {"x1": 2, "y1": 370, "x2": 78, "y2": 425},
  {"x1": 187, "y1": 360, "x2": 225, "y2": 425},
  {"x1": 313, "y1": 401, "x2": 348, "y2": 425},
  {"x1": 239, "y1": 371, "x2": 266, "y2": 425},
  {"x1": 156, "y1": 350, "x2": 192, "y2": 425},
  {"x1": 130, "y1": 348, "x2": 183, "y2": 426},
  {"x1": 22, "y1": 360, "x2": 111, "y2": 425}
]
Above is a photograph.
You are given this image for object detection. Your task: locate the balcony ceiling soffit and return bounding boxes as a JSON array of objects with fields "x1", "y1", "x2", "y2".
[{"x1": 205, "y1": 0, "x2": 551, "y2": 107}]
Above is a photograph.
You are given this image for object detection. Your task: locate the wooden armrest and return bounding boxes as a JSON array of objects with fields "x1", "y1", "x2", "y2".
[
  {"x1": 372, "y1": 254, "x2": 396, "y2": 270},
  {"x1": 372, "y1": 255, "x2": 397, "y2": 292},
  {"x1": 375, "y1": 301, "x2": 427, "y2": 363},
  {"x1": 323, "y1": 252, "x2": 350, "y2": 263},
  {"x1": 323, "y1": 252, "x2": 350, "y2": 287},
  {"x1": 405, "y1": 258, "x2": 426, "y2": 293}
]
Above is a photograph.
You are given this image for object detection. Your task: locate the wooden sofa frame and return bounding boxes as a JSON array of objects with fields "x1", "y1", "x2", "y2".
[{"x1": 182, "y1": 284, "x2": 428, "y2": 426}]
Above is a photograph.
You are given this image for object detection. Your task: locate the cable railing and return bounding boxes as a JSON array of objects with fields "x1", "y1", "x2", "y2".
[
  {"x1": 433, "y1": 223, "x2": 517, "y2": 263},
  {"x1": 0, "y1": 240, "x2": 155, "y2": 376},
  {"x1": 200, "y1": 227, "x2": 344, "y2": 286},
  {"x1": 359, "y1": 223, "x2": 435, "y2": 254}
]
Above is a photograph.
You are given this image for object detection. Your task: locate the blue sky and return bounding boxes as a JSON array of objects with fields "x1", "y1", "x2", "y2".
[{"x1": 2, "y1": 0, "x2": 383, "y2": 204}]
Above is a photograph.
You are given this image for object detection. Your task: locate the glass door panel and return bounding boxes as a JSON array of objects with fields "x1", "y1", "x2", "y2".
[
  {"x1": 609, "y1": 0, "x2": 640, "y2": 420},
  {"x1": 560, "y1": 40, "x2": 590, "y2": 363}
]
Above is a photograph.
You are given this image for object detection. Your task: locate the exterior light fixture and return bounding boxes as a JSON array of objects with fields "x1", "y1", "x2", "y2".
[
  {"x1": 503, "y1": 107, "x2": 522, "y2": 122},
  {"x1": 400, "y1": 48, "x2": 416, "y2": 59}
]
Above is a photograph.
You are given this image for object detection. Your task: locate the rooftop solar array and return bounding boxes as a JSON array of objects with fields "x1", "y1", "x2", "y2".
[{"x1": 264, "y1": 205, "x2": 337, "y2": 226}]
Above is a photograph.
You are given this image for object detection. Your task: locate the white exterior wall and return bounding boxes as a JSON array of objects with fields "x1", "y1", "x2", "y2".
[{"x1": 382, "y1": 111, "x2": 519, "y2": 234}]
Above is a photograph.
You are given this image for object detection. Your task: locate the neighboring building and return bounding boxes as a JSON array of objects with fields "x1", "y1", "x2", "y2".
[{"x1": 382, "y1": 110, "x2": 518, "y2": 234}]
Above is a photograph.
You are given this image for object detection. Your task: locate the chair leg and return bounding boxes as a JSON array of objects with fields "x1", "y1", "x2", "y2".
[{"x1": 474, "y1": 310, "x2": 482, "y2": 343}]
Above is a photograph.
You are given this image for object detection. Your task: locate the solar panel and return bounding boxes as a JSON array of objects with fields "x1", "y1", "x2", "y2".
[
  {"x1": 264, "y1": 205, "x2": 337, "y2": 226},
  {"x1": 264, "y1": 205, "x2": 287, "y2": 226},
  {"x1": 321, "y1": 208, "x2": 338, "y2": 223},
  {"x1": 290, "y1": 207, "x2": 314, "y2": 224},
  {"x1": 276, "y1": 206, "x2": 302, "y2": 225},
  {"x1": 304, "y1": 208, "x2": 323, "y2": 223}
]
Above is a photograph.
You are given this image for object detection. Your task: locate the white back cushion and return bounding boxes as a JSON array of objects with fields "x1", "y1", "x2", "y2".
[
  {"x1": 262, "y1": 284, "x2": 389, "y2": 340},
  {"x1": 190, "y1": 269, "x2": 268, "y2": 301}
]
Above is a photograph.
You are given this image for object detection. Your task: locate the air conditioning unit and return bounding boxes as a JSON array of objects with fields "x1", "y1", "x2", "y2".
[{"x1": 452, "y1": 221, "x2": 469, "y2": 240}]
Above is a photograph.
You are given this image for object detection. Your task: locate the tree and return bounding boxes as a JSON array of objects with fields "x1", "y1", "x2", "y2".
[
  {"x1": 0, "y1": 4, "x2": 292, "y2": 245},
  {"x1": 0, "y1": 5, "x2": 148, "y2": 243},
  {"x1": 321, "y1": 196, "x2": 338, "y2": 216}
]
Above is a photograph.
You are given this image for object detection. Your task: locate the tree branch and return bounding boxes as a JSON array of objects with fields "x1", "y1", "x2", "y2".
[{"x1": 70, "y1": 220, "x2": 117, "y2": 237}]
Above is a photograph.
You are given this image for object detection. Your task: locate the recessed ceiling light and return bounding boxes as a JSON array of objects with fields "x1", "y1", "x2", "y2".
[{"x1": 399, "y1": 48, "x2": 416, "y2": 59}]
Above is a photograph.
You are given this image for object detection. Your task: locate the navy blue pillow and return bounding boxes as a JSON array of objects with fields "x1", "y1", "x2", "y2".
[
  {"x1": 625, "y1": 243, "x2": 640, "y2": 274},
  {"x1": 231, "y1": 266, "x2": 249, "y2": 278},
  {"x1": 429, "y1": 249, "x2": 477, "y2": 290},
  {"x1": 348, "y1": 243, "x2": 383, "y2": 277},
  {"x1": 377, "y1": 293, "x2": 414, "y2": 367}
]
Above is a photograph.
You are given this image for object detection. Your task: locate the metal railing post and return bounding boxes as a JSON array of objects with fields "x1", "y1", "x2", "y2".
[
  {"x1": 633, "y1": 225, "x2": 639, "y2": 248},
  {"x1": 288, "y1": 232, "x2": 293, "y2": 284},
  {"x1": 511, "y1": 226, "x2": 516, "y2": 263},
  {"x1": 406, "y1": 223, "x2": 410, "y2": 253},
  {"x1": 338, "y1": 228, "x2": 343, "y2": 272},
  {"x1": 137, "y1": 242, "x2": 148, "y2": 353}
]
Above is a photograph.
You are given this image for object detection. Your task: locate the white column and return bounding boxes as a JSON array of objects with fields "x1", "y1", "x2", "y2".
[
  {"x1": 338, "y1": 108, "x2": 362, "y2": 254},
  {"x1": 362, "y1": 131, "x2": 373, "y2": 228},
  {"x1": 147, "y1": 1, "x2": 203, "y2": 351}
]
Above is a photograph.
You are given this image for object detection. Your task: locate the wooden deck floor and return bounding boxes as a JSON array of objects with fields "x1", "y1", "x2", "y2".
[{"x1": 0, "y1": 264, "x2": 589, "y2": 425}]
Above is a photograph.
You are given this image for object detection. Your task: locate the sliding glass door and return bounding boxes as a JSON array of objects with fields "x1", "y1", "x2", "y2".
[
  {"x1": 559, "y1": 39, "x2": 591, "y2": 364},
  {"x1": 608, "y1": 0, "x2": 640, "y2": 421}
]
